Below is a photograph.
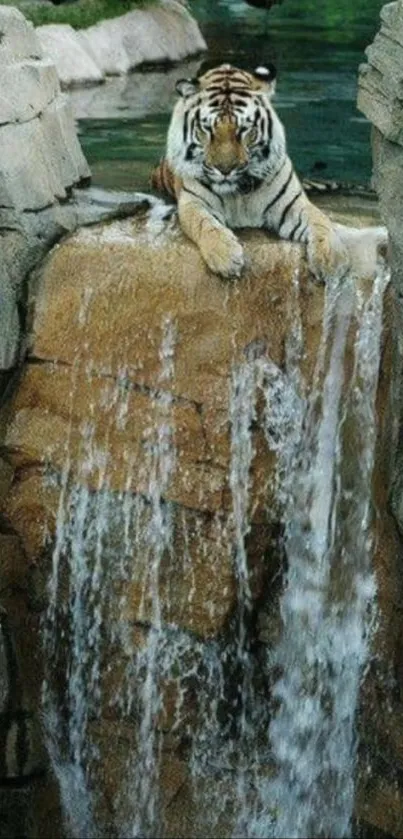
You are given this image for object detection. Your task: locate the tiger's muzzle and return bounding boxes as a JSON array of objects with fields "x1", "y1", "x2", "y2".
[{"x1": 203, "y1": 117, "x2": 249, "y2": 190}]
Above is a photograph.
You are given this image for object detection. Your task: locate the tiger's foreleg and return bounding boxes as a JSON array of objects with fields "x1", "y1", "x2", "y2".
[
  {"x1": 178, "y1": 188, "x2": 245, "y2": 278},
  {"x1": 266, "y1": 177, "x2": 350, "y2": 283},
  {"x1": 303, "y1": 202, "x2": 350, "y2": 283}
]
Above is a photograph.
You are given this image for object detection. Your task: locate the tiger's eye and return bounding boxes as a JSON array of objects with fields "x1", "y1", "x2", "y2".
[
  {"x1": 247, "y1": 127, "x2": 258, "y2": 144},
  {"x1": 195, "y1": 126, "x2": 206, "y2": 144}
]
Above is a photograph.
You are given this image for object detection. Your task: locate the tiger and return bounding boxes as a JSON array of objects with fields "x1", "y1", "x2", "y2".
[{"x1": 151, "y1": 62, "x2": 387, "y2": 282}]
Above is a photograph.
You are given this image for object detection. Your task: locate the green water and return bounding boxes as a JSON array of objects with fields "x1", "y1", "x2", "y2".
[{"x1": 76, "y1": 0, "x2": 384, "y2": 192}]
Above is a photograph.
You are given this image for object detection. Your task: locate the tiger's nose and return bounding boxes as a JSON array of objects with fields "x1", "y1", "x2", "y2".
[{"x1": 215, "y1": 161, "x2": 237, "y2": 175}]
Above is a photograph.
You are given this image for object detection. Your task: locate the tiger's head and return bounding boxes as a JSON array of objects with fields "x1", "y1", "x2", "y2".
[{"x1": 166, "y1": 63, "x2": 286, "y2": 196}]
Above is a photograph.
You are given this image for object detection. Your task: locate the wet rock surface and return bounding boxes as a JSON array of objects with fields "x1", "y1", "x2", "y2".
[
  {"x1": 356, "y1": 5, "x2": 403, "y2": 832},
  {"x1": 0, "y1": 201, "x2": 397, "y2": 837}
]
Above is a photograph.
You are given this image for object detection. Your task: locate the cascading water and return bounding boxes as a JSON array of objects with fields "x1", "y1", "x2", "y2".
[
  {"x1": 252, "y1": 266, "x2": 389, "y2": 839},
  {"x1": 40, "y1": 255, "x2": 389, "y2": 839}
]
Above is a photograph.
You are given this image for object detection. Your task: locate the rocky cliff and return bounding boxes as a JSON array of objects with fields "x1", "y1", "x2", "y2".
[{"x1": 0, "y1": 201, "x2": 398, "y2": 837}]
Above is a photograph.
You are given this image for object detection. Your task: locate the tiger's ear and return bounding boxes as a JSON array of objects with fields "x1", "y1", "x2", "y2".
[
  {"x1": 175, "y1": 78, "x2": 200, "y2": 98},
  {"x1": 253, "y1": 64, "x2": 277, "y2": 96}
]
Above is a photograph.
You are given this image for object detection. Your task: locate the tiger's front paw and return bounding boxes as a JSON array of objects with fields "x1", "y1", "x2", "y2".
[
  {"x1": 200, "y1": 229, "x2": 245, "y2": 278},
  {"x1": 307, "y1": 236, "x2": 350, "y2": 284}
]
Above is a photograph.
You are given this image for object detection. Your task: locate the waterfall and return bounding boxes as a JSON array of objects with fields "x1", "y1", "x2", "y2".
[
  {"x1": 40, "y1": 260, "x2": 389, "y2": 839},
  {"x1": 253, "y1": 266, "x2": 389, "y2": 838}
]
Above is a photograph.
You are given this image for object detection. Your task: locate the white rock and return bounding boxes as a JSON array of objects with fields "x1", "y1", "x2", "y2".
[
  {"x1": 365, "y1": 32, "x2": 403, "y2": 95},
  {"x1": 151, "y1": 0, "x2": 207, "y2": 60},
  {"x1": 120, "y1": 2, "x2": 206, "y2": 68},
  {"x1": 78, "y1": 19, "x2": 131, "y2": 76},
  {"x1": 0, "y1": 116, "x2": 66, "y2": 210},
  {"x1": 0, "y1": 168, "x2": 13, "y2": 209},
  {"x1": 40, "y1": 95, "x2": 91, "y2": 187},
  {"x1": 0, "y1": 58, "x2": 59, "y2": 126},
  {"x1": 0, "y1": 5, "x2": 42, "y2": 64},
  {"x1": 117, "y1": 10, "x2": 173, "y2": 67},
  {"x1": 357, "y1": 5, "x2": 403, "y2": 146},
  {"x1": 36, "y1": 23, "x2": 105, "y2": 88},
  {"x1": 0, "y1": 265, "x2": 19, "y2": 369},
  {"x1": 36, "y1": 0, "x2": 206, "y2": 85}
]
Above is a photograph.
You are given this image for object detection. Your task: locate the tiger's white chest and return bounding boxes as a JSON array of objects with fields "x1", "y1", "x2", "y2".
[{"x1": 219, "y1": 189, "x2": 268, "y2": 230}]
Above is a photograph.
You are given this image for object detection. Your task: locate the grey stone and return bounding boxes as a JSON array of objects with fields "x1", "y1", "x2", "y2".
[
  {"x1": 365, "y1": 32, "x2": 403, "y2": 96},
  {"x1": 357, "y1": 1, "x2": 403, "y2": 526},
  {"x1": 370, "y1": 128, "x2": 403, "y2": 504},
  {"x1": 36, "y1": 0, "x2": 206, "y2": 87},
  {"x1": 0, "y1": 263, "x2": 19, "y2": 370},
  {"x1": 0, "y1": 117, "x2": 64, "y2": 210},
  {"x1": 357, "y1": 1, "x2": 403, "y2": 145},
  {"x1": 39, "y1": 95, "x2": 91, "y2": 188},
  {"x1": 380, "y1": 0, "x2": 403, "y2": 47},
  {"x1": 0, "y1": 58, "x2": 59, "y2": 126},
  {"x1": 36, "y1": 23, "x2": 105, "y2": 88},
  {"x1": 0, "y1": 230, "x2": 31, "y2": 292},
  {"x1": 0, "y1": 100, "x2": 90, "y2": 213},
  {"x1": 358, "y1": 71, "x2": 403, "y2": 146},
  {"x1": 0, "y1": 6, "x2": 42, "y2": 64},
  {"x1": 78, "y1": 18, "x2": 132, "y2": 76},
  {"x1": 0, "y1": 168, "x2": 14, "y2": 208}
]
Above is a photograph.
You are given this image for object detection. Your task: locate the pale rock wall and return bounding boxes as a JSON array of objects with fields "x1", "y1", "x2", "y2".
[
  {"x1": 357, "y1": 4, "x2": 403, "y2": 836},
  {"x1": 36, "y1": 0, "x2": 207, "y2": 89},
  {"x1": 358, "y1": 2, "x2": 403, "y2": 533},
  {"x1": 0, "y1": 6, "x2": 161, "y2": 381},
  {"x1": 0, "y1": 5, "x2": 90, "y2": 374}
]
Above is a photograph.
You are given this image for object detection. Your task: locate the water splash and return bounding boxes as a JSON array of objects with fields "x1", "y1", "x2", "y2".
[
  {"x1": 42, "y1": 318, "x2": 180, "y2": 839},
  {"x1": 252, "y1": 267, "x2": 389, "y2": 839},
  {"x1": 127, "y1": 318, "x2": 177, "y2": 839}
]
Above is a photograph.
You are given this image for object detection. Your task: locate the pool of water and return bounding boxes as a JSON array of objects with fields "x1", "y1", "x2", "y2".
[{"x1": 74, "y1": 0, "x2": 384, "y2": 192}]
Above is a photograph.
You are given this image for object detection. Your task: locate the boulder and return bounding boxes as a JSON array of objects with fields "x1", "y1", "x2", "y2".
[
  {"x1": 37, "y1": 0, "x2": 207, "y2": 88},
  {"x1": 357, "y1": 5, "x2": 403, "y2": 833},
  {"x1": 36, "y1": 23, "x2": 105, "y2": 88},
  {"x1": 358, "y1": 2, "x2": 403, "y2": 145},
  {"x1": 0, "y1": 5, "x2": 42, "y2": 64},
  {"x1": 0, "y1": 5, "x2": 91, "y2": 375},
  {"x1": 0, "y1": 200, "x2": 396, "y2": 836},
  {"x1": 0, "y1": 59, "x2": 59, "y2": 126},
  {"x1": 0, "y1": 262, "x2": 20, "y2": 369},
  {"x1": 3, "y1": 209, "x2": 309, "y2": 641},
  {"x1": 0, "y1": 205, "x2": 389, "y2": 617}
]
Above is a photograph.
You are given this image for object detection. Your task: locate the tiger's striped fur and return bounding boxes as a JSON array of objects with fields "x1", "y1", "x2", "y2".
[{"x1": 151, "y1": 63, "x2": 358, "y2": 281}]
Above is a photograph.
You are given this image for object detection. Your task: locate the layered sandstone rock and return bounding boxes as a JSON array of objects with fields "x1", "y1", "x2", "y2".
[{"x1": 3, "y1": 209, "x2": 311, "y2": 638}]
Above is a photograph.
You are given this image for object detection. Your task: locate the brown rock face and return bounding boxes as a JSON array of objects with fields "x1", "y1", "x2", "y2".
[
  {"x1": 0, "y1": 204, "x2": 398, "y2": 838},
  {"x1": 4, "y1": 211, "x2": 325, "y2": 642}
]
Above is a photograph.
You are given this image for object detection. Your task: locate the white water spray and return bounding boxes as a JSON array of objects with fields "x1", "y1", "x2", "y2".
[{"x1": 253, "y1": 267, "x2": 389, "y2": 839}]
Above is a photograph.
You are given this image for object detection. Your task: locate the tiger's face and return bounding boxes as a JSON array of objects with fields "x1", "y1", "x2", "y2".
[{"x1": 167, "y1": 63, "x2": 286, "y2": 196}]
